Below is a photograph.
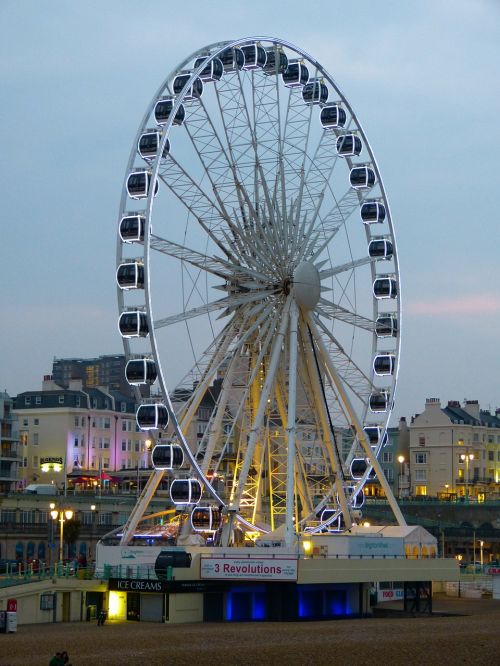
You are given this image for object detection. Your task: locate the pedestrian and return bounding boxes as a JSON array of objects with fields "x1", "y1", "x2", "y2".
[
  {"x1": 61, "y1": 650, "x2": 72, "y2": 665},
  {"x1": 97, "y1": 608, "x2": 107, "y2": 626}
]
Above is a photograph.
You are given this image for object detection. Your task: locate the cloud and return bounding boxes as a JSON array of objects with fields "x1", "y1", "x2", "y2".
[{"x1": 407, "y1": 294, "x2": 500, "y2": 316}]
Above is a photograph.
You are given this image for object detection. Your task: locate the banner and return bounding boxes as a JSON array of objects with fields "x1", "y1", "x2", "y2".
[{"x1": 200, "y1": 556, "x2": 298, "y2": 581}]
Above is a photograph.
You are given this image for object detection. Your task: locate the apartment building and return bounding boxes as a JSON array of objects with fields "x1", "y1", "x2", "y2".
[
  {"x1": 0, "y1": 392, "x2": 21, "y2": 493},
  {"x1": 13, "y1": 376, "x2": 151, "y2": 489},
  {"x1": 409, "y1": 398, "x2": 500, "y2": 498}
]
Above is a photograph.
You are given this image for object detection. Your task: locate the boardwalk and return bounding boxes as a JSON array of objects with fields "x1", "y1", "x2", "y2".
[{"x1": 1, "y1": 597, "x2": 499, "y2": 666}]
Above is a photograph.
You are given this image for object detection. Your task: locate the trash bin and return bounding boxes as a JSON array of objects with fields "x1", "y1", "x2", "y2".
[{"x1": 6, "y1": 612, "x2": 17, "y2": 633}]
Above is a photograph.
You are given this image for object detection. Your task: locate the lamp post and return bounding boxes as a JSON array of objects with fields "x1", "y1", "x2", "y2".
[
  {"x1": 397, "y1": 455, "x2": 405, "y2": 499},
  {"x1": 49, "y1": 503, "x2": 73, "y2": 564},
  {"x1": 90, "y1": 503, "x2": 96, "y2": 562},
  {"x1": 460, "y1": 452, "x2": 474, "y2": 502}
]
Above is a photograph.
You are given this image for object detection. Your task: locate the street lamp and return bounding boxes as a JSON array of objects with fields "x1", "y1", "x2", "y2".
[
  {"x1": 397, "y1": 455, "x2": 405, "y2": 499},
  {"x1": 49, "y1": 503, "x2": 73, "y2": 564},
  {"x1": 460, "y1": 453, "x2": 474, "y2": 502}
]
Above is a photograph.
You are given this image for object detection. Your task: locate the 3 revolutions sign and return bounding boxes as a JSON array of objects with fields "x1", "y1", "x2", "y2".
[{"x1": 200, "y1": 557, "x2": 298, "y2": 581}]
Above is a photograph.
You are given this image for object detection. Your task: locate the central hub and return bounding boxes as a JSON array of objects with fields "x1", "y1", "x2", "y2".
[{"x1": 292, "y1": 261, "x2": 321, "y2": 310}]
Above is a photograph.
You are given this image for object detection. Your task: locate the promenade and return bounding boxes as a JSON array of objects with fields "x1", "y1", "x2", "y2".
[{"x1": 1, "y1": 596, "x2": 499, "y2": 666}]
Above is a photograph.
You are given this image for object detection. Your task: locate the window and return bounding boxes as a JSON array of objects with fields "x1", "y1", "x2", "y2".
[
  {"x1": 35, "y1": 396, "x2": 41, "y2": 405},
  {"x1": 32, "y1": 456, "x2": 38, "y2": 468},
  {"x1": 415, "y1": 452, "x2": 427, "y2": 464},
  {"x1": 23, "y1": 457, "x2": 28, "y2": 467},
  {"x1": 414, "y1": 469, "x2": 427, "y2": 481},
  {"x1": 415, "y1": 485, "x2": 427, "y2": 496},
  {"x1": 34, "y1": 418, "x2": 39, "y2": 426},
  {"x1": 76, "y1": 396, "x2": 81, "y2": 407},
  {"x1": 121, "y1": 402, "x2": 127, "y2": 413},
  {"x1": 20, "y1": 432, "x2": 28, "y2": 446},
  {"x1": 418, "y1": 436, "x2": 425, "y2": 446},
  {"x1": 92, "y1": 399, "x2": 97, "y2": 409},
  {"x1": 498, "y1": 451, "x2": 500, "y2": 461},
  {"x1": 74, "y1": 437, "x2": 79, "y2": 447},
  {"x1": 21, "y1": 510, "x2": 36, "y2": 523},
  {"x1": 75, "y1": 417, "x2": 80, "y2": 427},
  {"x1": 384, "y1": 468, "x2": 394, "y2": 481},
  {"x1": 473, "y1": 433, "x2": 479, "y2": 442},
  {"x1": 488, "y1": 451, "x2": 494, "y2": 461},
  {"x1": 81, "y1": 417, "x2": 85, "y2": 427},
  {"x1": 488, "y1": 435, "x2": 494, "y2": 443},
  {"x1": 23, "y1": 419, "x2": 28, "y2": 427},
  {"x1": 122, "y1": 440, "x2": 127, "y2": 451},
  {"x1": 25, "y1": 396, "x2": 32, "y2": 405},
  {"x1": 33, "y1": 433, "x2": 39, "y2": 446},
  {"x1": 122, "y1": 421, "x2": 128, "y2": 432},
  {"x1": 382, "y1": 452, "x2": 393, "y2": 463},
  {"x1": 135, "y1": 441, "x2": 140, "y2": 452}
]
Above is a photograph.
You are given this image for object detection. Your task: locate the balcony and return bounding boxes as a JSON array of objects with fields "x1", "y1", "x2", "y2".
[{"x1": 0, "y1": 447, "x2": 22, "y2": 461}]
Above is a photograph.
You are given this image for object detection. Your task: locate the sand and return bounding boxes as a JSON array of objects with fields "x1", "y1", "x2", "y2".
[{"x1": 1, "y1": 596, "x2": 499, "y2": 666}]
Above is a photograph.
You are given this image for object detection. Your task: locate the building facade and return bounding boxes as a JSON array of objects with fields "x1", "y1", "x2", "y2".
[
  {"x1": 13, "y1": 377, "x2": 151, "y2": 491},
  {"x1": 0, "y1": 392, "x2": 21, "y2": 494},
  {"x1": 409, "y1": 398, "x2": 500, "y2": 498}
]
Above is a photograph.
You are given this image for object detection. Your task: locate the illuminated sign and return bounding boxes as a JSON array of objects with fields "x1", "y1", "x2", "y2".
[
  {"x1": 40, "y1": 457, "x2": 63, "y2": 465},
  {"x1": 40, "y1": 457, "x2": 63, "y2": 472},
  {"x1": 200, "y1": 557, "x2": 298, "y2": 581}
]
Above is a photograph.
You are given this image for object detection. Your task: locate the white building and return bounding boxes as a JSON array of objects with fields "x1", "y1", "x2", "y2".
[{"x1": 409, "y1": 398, "x2": 500, "y2": 498}]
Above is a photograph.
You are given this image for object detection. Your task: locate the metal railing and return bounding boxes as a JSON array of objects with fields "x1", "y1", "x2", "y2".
[{"x1": 0, "y1": 563, "x2": 96, "y2": 588}]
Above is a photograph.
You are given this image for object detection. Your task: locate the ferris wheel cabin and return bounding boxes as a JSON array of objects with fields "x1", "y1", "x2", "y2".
[
  {"x1": 320, "y1": 104, "x2": 347, "y2": 129},
  {"x1": 116, "y1": 262, "x2": 144, "y2": 290},
  {"x1": 151, "y1": 443, "x2": 184, "y2": 470},
  {"x1": 126, "y1": 171, "x2": 159, "y2": 199},
  {"x1": 373, "y1": 354, "x2": 396, "y2": 376},
  {"x1": 125, "y1": 358, "x2": 157, "y2": 386},
  {"x1": 369, "y1": 391, "x2": 390, "y2": 413},
  {"x1": 138, "y1": 131, "x2": 170, "y2": 161},
  {"x1": 219, "y1": 47, "x2": 245, "y2": 71},
  {"x1": 360, "y1": 201, "x2": 386, "y2": 224},
  {"x1": 336, "y1": 134, "x2": 362, "y2": 157},
  {"x1": 172, "y1": 74, "x2": 203, "y2": 100},
  {"x1": 191, "y1": 506, "x2": 222, "y2": 533},
  {"x1": 136, "y1": 403, "x2": 169, "y2": 431},
  {"x1": 368, "y1": 239, "x2": 393, "y2": 260},
  {"x1": 263, "y1": 48, "x2": 288, "y2": 75},
  {"x1": 282, "y1": 60, "x2": 309, "y2": 87},
  {"x1": 194, "y1": 56, "x2": 224, "y2": 82},
  {"x1": 170, "y1": 478, "x2": 203, "y2": 505},
  {"x1": 240, "y1": 43, "x2": 267, "y2": 70},
  {"x1": 154, "y1": 98, "x2": 185, "y2": 126},
  {"x1": 119, "y1": 214, "x2": 145, "y2": 243},
  {"x1": 302, "y1": 79, "x2": 328, "y2": 105},
  {"x1": 118, "y1": 311, "x2": 149, "y2": 338},
  {"x1": 350, "y1": 166, "x2": 376, "y2": 189},
  {"x1": 375, "y1": 314, "x2": 398, "y2": 338},
  {"x1": 373, "y1": 277, "x2": 398, "y2": 299}
]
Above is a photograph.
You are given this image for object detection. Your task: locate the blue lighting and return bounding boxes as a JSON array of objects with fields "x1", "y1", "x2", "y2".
[
  {"x1": 298, "y1": 585, "x2": 353, "y2": 619},
  {"x1": 225, "y1": 586, "x2": 267, "y2": 621}
]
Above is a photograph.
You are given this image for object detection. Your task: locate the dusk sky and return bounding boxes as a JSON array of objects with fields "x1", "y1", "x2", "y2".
[{"x1": 1, "y1": 0, "x2": 499, "y2": 421}]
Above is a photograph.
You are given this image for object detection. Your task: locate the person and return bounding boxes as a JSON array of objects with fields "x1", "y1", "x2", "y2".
[
  {"x1": 61, "y1": 650, "x2": 72, "y2": 665},
  {"x1": 97, "y1": 608, "x2": 107, "y2": 626},
  {"x1": 49, "y1": 653, "x2": 64, "y2": 666}
]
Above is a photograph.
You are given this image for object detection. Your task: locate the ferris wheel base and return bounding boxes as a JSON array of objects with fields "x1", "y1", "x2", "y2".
[
  {"x1": 96, "y1": 525, "x2": 457, "y2": 586},
  {"x1": 95, "y1": 526, "x2": 459, "y2": 622}
]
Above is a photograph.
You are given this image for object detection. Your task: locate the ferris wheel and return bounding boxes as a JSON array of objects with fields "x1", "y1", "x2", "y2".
[{"x1": 116, "y1": 37, "x2": 406, "y2": 547}]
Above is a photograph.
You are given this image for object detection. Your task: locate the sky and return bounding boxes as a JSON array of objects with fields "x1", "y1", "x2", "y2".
[{"x1": 0, "y1": 0, "x2": 499, "y2": 422}]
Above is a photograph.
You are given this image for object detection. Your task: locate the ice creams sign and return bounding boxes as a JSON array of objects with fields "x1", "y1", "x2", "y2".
[{"x1": 201, "y1": 557, "x2": 298, "y2": 581}]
